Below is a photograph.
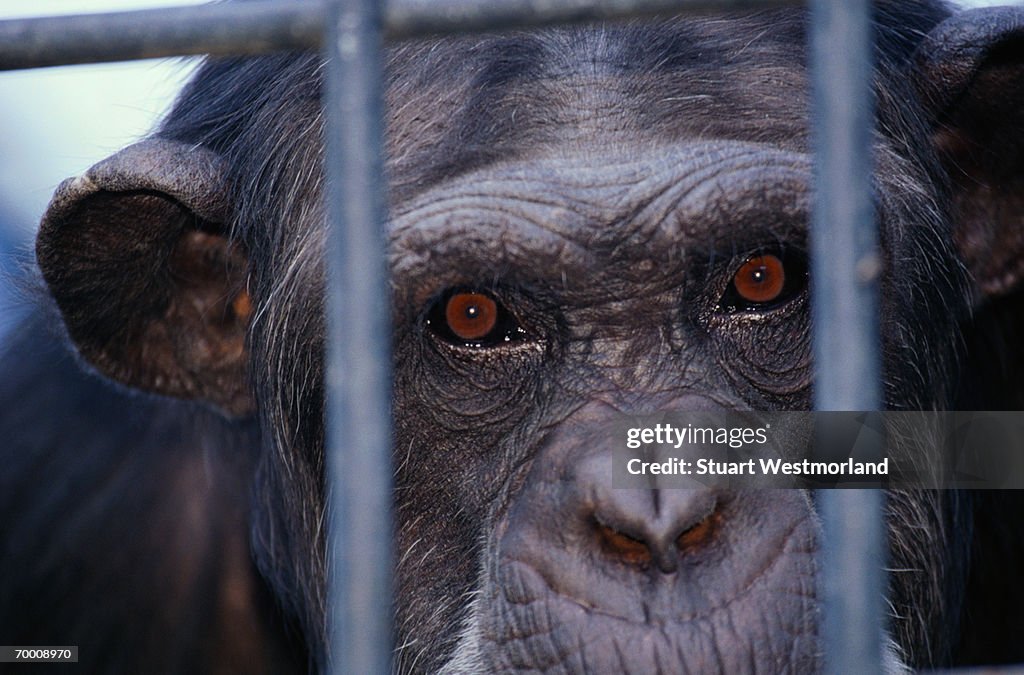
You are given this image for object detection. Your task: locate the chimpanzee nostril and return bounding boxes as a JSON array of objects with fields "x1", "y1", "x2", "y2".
[
  {"x1": 596, "y1": 522, "x2": 653, "y2": 567},
  {"x1": 590, "y1": 489, "x2": 719, "y2": 574},
  {"x1": 676, "y1": 510, "x2": 718, "y2": 552}
]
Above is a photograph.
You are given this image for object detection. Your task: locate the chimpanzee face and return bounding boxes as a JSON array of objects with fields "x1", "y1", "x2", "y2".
[{"x1": 32, "y1": 3, "x2": 1024, "y2": 672}]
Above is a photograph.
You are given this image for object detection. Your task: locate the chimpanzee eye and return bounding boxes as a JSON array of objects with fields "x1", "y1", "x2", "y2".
[
  {"x1": 426, "y1": 289, "x2": 528, "y2": 347},
  {"x1": 446, "y1": 292, "x2": 497, "y2": 340},
  {"x1": 717, "y1": 250, "x2": 807, "y2": 313},
  {"x1": 734, "y1": 254, "x2": 785, "y2": 302}
]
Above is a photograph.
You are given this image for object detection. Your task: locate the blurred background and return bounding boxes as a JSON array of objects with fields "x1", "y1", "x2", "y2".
[{"x1": 0, "y1": 0, "x2": 1011, "y2": 340}]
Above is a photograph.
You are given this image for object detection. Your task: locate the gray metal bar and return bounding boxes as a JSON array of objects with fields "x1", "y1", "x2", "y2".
[
  {"x1": 809, "y1": 0, "x2": 886, "y2": 673},
  {"x1": 385, "y1": 0, "x2": 799, "y2": 37},
  {"x1": 0, "y1": 0, "x2": 324, "y2": 70},
  {"x1": 323, "y1": 0, "x2": 393, "y2": 673},
  {"x1": 0, "y1": 0, "x2": 800, "y2": 71}
]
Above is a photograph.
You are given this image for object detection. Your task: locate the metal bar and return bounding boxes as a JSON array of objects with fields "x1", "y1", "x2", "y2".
[
  {"x1": 384, "y1": 0, "x2": 799, "y2": 38},
  {"x1": 0, "y1": 0, "x2": 324, "y2": 70},
  {"x1": 323, "y1": 0, "x2": 393, "y2": 673},
  {"x1": 0, "y1": 0, "x2": 800, "y2": 71},
  {"x1": 809, "y1": 0, "x2": 886, "y2": 673}
]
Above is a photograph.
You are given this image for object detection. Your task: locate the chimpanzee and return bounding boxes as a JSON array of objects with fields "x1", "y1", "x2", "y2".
[{"x1": 2, "y1": 0, "x2": 1024, "y2": 672}]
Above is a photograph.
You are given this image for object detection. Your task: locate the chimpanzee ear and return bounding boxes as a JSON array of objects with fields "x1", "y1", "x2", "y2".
[
  {"x1": 914, "y1": 7, "x2": 1024, "y2": 300},
  {"x1": 36, "y1": 138, "x2": 254, "y2": 417}
]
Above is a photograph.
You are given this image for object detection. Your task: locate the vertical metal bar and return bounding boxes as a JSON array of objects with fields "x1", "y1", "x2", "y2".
[
  {"x1": 324, "y1": 0, "x2": 393, "y2": 673},
  {"x1": 810, "y1": 0, "x2": 886, "y2": 673}
]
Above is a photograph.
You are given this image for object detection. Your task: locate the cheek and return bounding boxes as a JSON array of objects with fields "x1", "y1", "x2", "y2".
[
  {"x1": 388, "y1": 362, "x2": 533, "y2": 668},
  {"x1": 391, "y1": 473, "x2": 484, "y2": 673},
  {"x1": 393, "y1": 333, "x2": 544, "y2": 427},
  {"x1": 388, "y1": 344, "x2": 540, "y2": 517},
  {"x1": 709, "y1": 310, "x2": 813, "y2": 404}
]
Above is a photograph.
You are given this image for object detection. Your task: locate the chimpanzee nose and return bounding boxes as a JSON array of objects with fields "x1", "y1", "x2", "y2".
[{"x1": 576, "y1": 453, "x2": 719, "y2": 574}]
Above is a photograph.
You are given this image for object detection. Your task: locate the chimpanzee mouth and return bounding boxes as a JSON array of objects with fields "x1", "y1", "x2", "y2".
[
  {"x1": 489, "y1": 562, "x2": 817, "y2": 673},
  {"x1": 454, "y1": 489, "x2": 822, "y2": 674}
]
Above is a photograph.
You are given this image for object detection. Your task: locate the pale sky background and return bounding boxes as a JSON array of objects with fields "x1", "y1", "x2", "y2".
[
  {"x1": 0, "y1": 0, "x2": 204, "y2": 240},
  {"x1": 0, "y1": 0, "x2": 1010, "y2": 243}
]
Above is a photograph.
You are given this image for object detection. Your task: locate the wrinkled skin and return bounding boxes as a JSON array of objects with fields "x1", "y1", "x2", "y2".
[{"x1": 3, "y1": 1, "x2": 1024, "y2": 673}]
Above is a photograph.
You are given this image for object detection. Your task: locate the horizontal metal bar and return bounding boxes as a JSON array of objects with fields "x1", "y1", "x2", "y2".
[
  {"x1": 0, "y1": 0, "x2": 800, "y2": 71},
  {"x1": 0, "y1": 1, "x2": 323, "y2": 70},
  {"x1": 385, "y1": 0, "x2": 801, "y2": 38}
]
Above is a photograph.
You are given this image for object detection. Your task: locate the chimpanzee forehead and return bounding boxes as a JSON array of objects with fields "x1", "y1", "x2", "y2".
[
  {"x1": 387, "y1": 141, "x2": 810, "y2": 311},
  {"x1": 383, "y1": 13, "x2": 810, "y2": 196}
]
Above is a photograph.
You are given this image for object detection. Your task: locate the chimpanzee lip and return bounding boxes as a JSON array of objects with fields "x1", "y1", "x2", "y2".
[
  {"x1": 477, "y1": 550, "x2": 819, "y2": 672},
  {"x1": 497, "y1": 515, "x2": 808, "y2": 627}
]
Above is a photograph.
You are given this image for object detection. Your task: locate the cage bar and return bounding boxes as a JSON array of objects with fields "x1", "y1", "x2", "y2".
[
  {"x1": 323, "y1": 0, "x2": 394, "y2": 673},
  {"x1": 0, "y1": 0, "x2": 799, "y2": 71},
  {"x1": 809, "y1": 0, "x2": 886, "y2": 673},
  {"x1": 0, "y1": 0, "x2": 323, "y2": 70}
]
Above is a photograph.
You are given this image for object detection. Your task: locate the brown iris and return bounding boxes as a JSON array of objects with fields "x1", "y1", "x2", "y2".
[
  {"x1": 733, "y1": 254, "x2": 786, "y2": 304},
  {"x1": 445, "y1": 292, "x2": 499, "y2": 341}
]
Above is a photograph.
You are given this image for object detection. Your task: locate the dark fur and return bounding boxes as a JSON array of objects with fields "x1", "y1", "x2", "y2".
[
  {"x1": 3, "y1": 0, "x2": 1024, "y2": 672},
  {"x1": 0, "y1": 310, "x2": 305, "y2": 672}
]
